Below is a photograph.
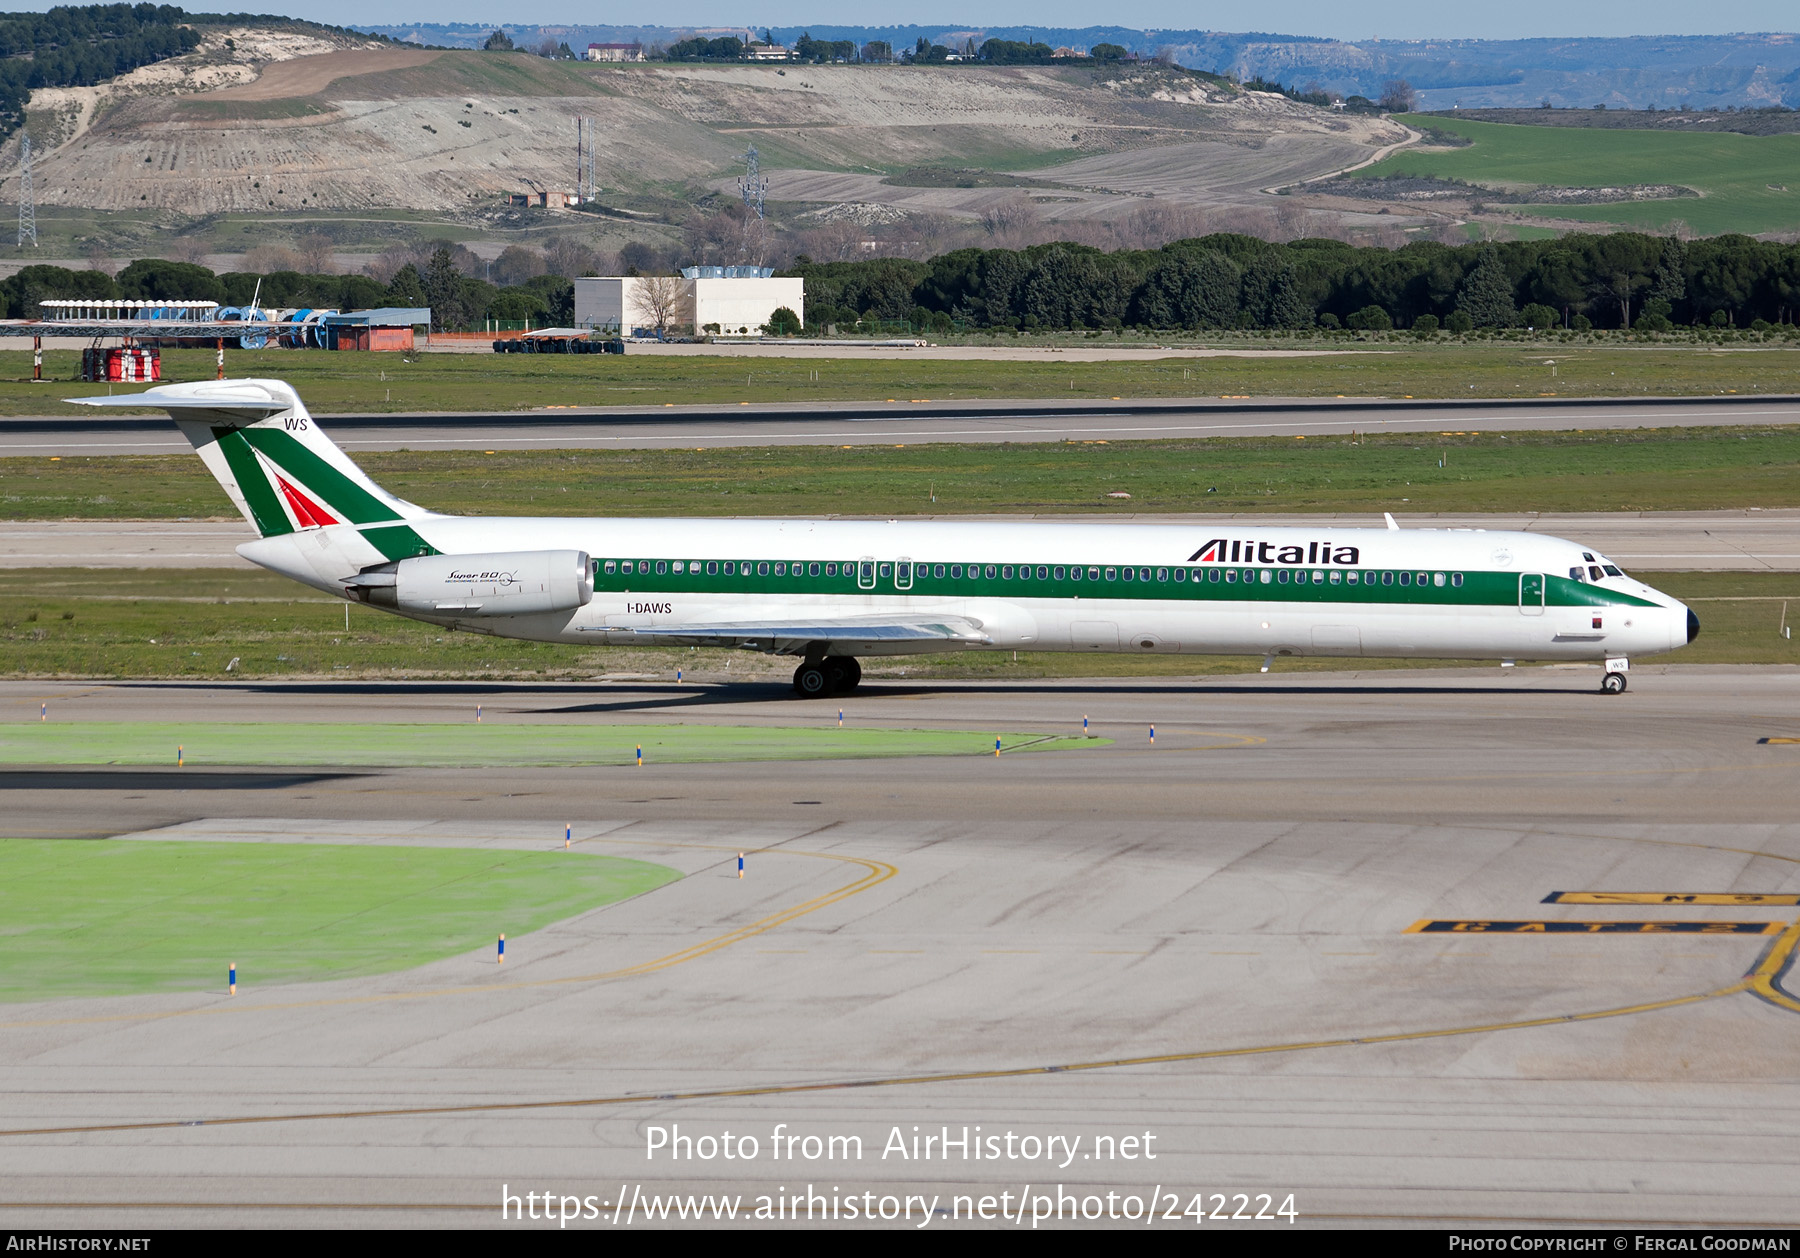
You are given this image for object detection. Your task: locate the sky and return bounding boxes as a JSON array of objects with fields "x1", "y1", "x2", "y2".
[{"x1": 2, "y1": 0, "x2": 1794, "y2": 40}]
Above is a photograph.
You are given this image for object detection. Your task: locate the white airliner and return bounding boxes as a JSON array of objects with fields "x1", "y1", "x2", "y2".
[{"x1": 74, "y1": 379, "x2": 1699, "y2": 696}]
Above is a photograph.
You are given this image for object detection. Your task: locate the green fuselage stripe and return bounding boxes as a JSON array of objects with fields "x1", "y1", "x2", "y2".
[
  {"x1": 359, "y1": 524, "x2": 440, "y2": 561},
  {"x1": 594, "y1": 560, "x2": 1660, "y2": 610}
]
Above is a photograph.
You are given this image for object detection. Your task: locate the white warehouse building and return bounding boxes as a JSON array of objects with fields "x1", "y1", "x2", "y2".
[{"x1": 572, "y1": 268, "x2": 804, "y2": 337}]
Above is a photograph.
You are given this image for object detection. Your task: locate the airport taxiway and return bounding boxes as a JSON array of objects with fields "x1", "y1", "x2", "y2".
[
  {"x1": 5, "y1": 394, "x2": 1798, "y2": 456},
  {"x1": 1, "y1": 669, "x2": 1798, "y2": 1227}
]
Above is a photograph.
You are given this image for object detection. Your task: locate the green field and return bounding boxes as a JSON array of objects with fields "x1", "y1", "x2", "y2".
[
  {"x1": 0, "y1": 839, "x2": 679, "y2": 1002},
  {"x1": 7, "y1": 342, "x2": 1800, "y2": 418},
  {"x1": 11, "y1": 425, "x2": 1800, "y2": 522},
  {"x1": 0, "y1": 568, "x2": 1792, "y2": 679},
  {"x1": 0, "y1": 722, "x2": 1101, "y2": 765},
  {"x1": 1373, "y1": 115, "x2": 1800, "y2": 237}
]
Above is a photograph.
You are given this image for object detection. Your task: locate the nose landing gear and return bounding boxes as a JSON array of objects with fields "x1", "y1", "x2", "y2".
[
  {"x1": 1600, "y1": 656, "x2": 1629, "y2": 694},
  {"x1": 792, "y1": 655, "x2": 862, "y2": 697}
]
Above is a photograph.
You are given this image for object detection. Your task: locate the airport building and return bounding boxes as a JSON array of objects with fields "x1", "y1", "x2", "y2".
[{"x1": 572, "y1": 268, "x2": 804, "y2": 337}]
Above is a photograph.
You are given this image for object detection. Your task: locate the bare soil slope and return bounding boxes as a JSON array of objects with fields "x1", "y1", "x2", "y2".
[{"x1": 5, "y1": 43, "x2": 1409, "y2": 221}]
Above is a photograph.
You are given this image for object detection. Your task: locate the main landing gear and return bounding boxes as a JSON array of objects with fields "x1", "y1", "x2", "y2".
[{"x1": 792, "y1": 656, "x2": 861, "y2": 697}]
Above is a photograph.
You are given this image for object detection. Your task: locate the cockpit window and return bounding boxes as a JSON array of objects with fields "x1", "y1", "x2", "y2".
[
  {"x1": 1602, "y1": 565, "x2": 1622, "y2": 578},
  {"x1": 1569, "y1": 566, "x2": 1586, "y2": 582},
  {"x1": 1589, "y1": 566, "x2": 1604, "y2": 581},
  {"x1": 1582, "y1": 552, "x2": 1596, "y2": 562}
]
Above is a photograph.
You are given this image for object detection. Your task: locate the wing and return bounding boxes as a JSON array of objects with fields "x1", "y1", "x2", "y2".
[{"x1": 591, "y1": 615, "x2": 991, "y2": 653}]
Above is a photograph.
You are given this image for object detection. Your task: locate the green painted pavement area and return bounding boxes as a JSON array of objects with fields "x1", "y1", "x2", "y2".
[
  {"x1": 0, "y1": 839, "x2": 680, "y2": 1002},
  {"x1": 0, "y1": 722, "x2": 1105, "y2": 766}
]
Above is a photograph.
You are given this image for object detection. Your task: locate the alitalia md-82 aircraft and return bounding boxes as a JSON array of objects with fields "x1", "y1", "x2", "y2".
[{"x1": 75, "y1": 379, "x2": 1700, "y2": 697}]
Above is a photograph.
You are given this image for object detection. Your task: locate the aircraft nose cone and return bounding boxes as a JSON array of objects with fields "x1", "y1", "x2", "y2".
[{"x1": 1688, "y1": 608, "x2": 1701, "y2": 643}]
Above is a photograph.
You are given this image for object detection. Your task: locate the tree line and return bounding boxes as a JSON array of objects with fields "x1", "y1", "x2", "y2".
[
  {"x1": 16, "y1": 231, "x2": 1798, "y2": 336},
  {"x1": 789, "y1": 232, "x2": 1800, "y2": 333}
]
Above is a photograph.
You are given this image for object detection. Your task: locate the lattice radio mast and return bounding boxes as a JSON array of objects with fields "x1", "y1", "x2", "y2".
[
  {"x1": 738, "y1": 144, "x2": 767, "y2": 220},
  {"x1": 584, "y1": 116, "x2": 596, "y2": 204},
  {"x1": 16, "y1": 133, "x2": 36, "y2": 248},
  {"x1": 575, "y1": 117, "x2": 598, "y2": 206}
]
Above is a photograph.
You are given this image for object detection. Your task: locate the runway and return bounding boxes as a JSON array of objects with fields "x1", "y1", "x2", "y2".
[
  {"x1": 2, "y1": 669, "x2": 1798, "y2": 1228},
  {"x1": 11, "y1": 509, "x2": 1800, "y2": 570},
  {"x1": 5, "y1": 394, "x2": 1799, "y2": 456}
]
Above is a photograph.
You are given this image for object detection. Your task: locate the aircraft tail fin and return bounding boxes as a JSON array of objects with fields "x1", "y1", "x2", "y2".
[{"x1": 67, "y1": 379, "x2": 435, "y2": 545}]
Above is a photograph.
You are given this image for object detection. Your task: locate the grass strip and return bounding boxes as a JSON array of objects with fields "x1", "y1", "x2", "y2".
[
  {"x1": 2, "y1": 342, "x2": 1797, "y2": 417},
  {"x1": 11, "y1": 426, "x2": 1800, "y2": 520},
  {"x1": 0, "y1": 839, "x2": 679, "y2": 1002}
]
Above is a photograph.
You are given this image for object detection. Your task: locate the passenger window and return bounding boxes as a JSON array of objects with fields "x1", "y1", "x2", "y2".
[
  {"x1": 879, "y1": 563, "x2": 892, "y2": 578},
  {"x1": 1418, "y1": 572, "x2": 1428, "y2": 586},
  {"x1": 897, "y1": 562, "x2": 910, "y2": 582},
  {"x1": 1363, "y1": 571, "x2": 1375, "y2": 584},
  {"x1": 1345, "y1": 571, "x2": 1357, "y2": 584},
  {"x1": 951, "y1": 565, "x2": 963, "y2": 579},
  {"x1": 985, "y1": 565, "x2": 997, "y2": 579},
  {"x1": 1105, "y1": 567, "x2": 1117, "y2": 581},
  {"x1": 1002, "y1": 565, "x2": 1014, "y2": 580},
  {"x1": 825, "y1": 562, "x2": 836, "y2": 577},
  {"x1": 638, "y1": 561, "x2": 650, "y2": 574},
  {"x1": 1087, "y1": 567, "x2": 1100, "y2": 581},
  {"x1": 1173, "y1": 568, "x2": 1185, "y2": 582},
  {"x1": 753, "y1": 562, "x2": 766, "y2": 576},
  {"x1": 1139, "y1": 567, "x2": 1151, "y2": 582},
  {"x1": 1209, "y1": 569, "x2": 1221, "y2": 583},
  {"x1": 772, "y1": 562, "x2": 784, "y2": 576},
  {"x1": 655, "y1": 560, "x2": 667, "y2": 575},
  {"x1": 1259, "y1": 569, "x2": 1271, "y2": 584},
  {"x1": 1451, "y1": 573, "x2": 1464, "y2": 587},
  {"x1": 603, "y1": 560, "x2": 616, "y2": 575},
  {"x1": 934, "y1": 564, "x2": 945, "y2": 578},
  {"x1": 1054, "y1": 566, "x2": 1066, "y2": 580},
  {"x1": 1399, "y1": 571, "x2": 1411, "y2": 586},
  {"x1": 1381, "y1": 571, "x2": 1394, "y2": 586},
  {"x1": 1157, "y1": 568, "x2": 1169, "y2": 582},
  {"x1": 1433, "y1": 572, "x2": 1446, "y2": 587},
  {"x1": 1035, "y1": 566, "x2": 1047, "y2": 580},
  {"x1": 1277, "y1": 569, "x2": 1289, "y2": 584},
  {"x1": 1225, "y1": 569, "x2": 1237, "y2": 583},
  {"x1": 1313, "y1": 570, "x2": 1324, "y2": 584},
  {"x1": 673, "y1": 561, "x2": 684, "y2": 573},
  {"x1": 1121, "y1": 567, "x2": 1134, "y2": 582},
  {"x1": 1329, "y1": 570, "x2": 1341, "y2": 584}
]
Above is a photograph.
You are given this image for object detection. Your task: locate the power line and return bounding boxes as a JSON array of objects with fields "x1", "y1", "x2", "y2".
[{"x1": 738, "y1": 144, "x2": 767, "y2": 220}]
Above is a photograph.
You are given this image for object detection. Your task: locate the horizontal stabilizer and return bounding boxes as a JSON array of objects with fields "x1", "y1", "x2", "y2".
[{"x1": 66, "y1": 380, "x2": 301, "y2": 414}]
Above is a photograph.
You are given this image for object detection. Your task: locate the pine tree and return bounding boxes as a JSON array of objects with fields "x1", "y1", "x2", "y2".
[
  {"x1": 1649, "y1": 236, "x2": 1687, "y2": 310},
  {"x1": 1455, "y1": 249, "x2": 1517, "y2": 328}
]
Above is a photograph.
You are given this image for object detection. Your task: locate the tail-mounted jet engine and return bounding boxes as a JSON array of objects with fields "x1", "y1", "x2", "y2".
[{"x1": 346, "y1": 550, "x2": 592, "y2": 616}]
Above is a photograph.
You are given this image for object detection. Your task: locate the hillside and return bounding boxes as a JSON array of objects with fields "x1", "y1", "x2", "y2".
[
  {"x1": 0, "y1": 36, "x2": 1406, "y2": 225},
  {"x1": 1348, "y1": 115, "x2": 1800, "y2": 237},
  {"x1": 367, "y1": 24, "x2": 1800, "y2": 111}
]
